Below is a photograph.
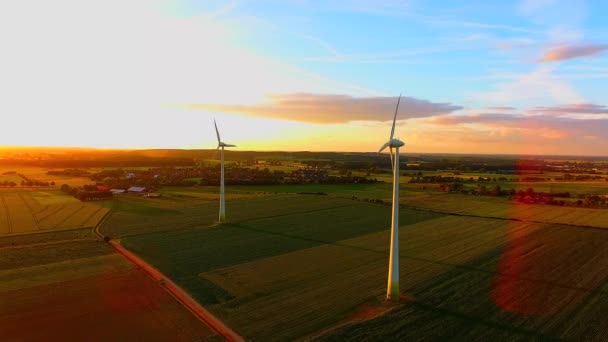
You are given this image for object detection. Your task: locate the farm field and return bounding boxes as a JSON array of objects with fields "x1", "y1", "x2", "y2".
[
  {"x1": 0, "y1": 166, "x2": 94, "y2": 187},
  {"x1": 101, "y1": 192, "x2": 390, "y2": 237},
  {"x1": 0, "y1": 174, "x2": 22, "y2": 184},
  {"x1": 496, "y1": 180, "x2": 607, "y2": 195},
  {"x1": 320, "y1": 220, "x2": 608, "y2": 340},
  {"x1": 0, "y1": 190, "x2": 109, "y2": 236},
  {"x1": 0, "y1": 232, "x2": 219, "y2": 341},
  {"x1": 120, "y1": 197, "x2": 443, "y2": 339},
  {"x1": 401, "y1": 192, "x2": 608, "y2": 228},
  {"x1": 118, "y1": 186, "x2": 608, "y2": 340}
]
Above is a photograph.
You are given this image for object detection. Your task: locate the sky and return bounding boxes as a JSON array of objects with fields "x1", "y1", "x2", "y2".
[{"x1": 1, "y1": 0, "x2": 607, "y2": 155}]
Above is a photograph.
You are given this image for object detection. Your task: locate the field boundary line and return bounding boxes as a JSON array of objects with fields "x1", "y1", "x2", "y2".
[
  {"x1": 235, "y1": 202, "x2": 367, "y2": 224},
  {"x1": 51, "y1": 204, "x2": 86, "y2": 230},
  {"x1": 36, "y1": 203, "x2": 66, "y2": 223},
  {"x1": 108, "y1": 239, "x2": 244, "y2": 342},
  {"x1": 78, "y1": 205, "x2": 104, "y2": 228},
  {"x1": 93, "y1": 208, "x2": 114, "y2": 239},
  {"x1": 0, "y1": 225, "x2": 98, "y2": 238},
  {"x1": 390, "y1": 203, "x2": 608, "y2": 232},
  {"x1": 0, "y1": 237, "x2": 94, "y2": 250},
  {"x1": 1, "y1": 196, "x2": 13, "y2": 234},
  {"x1": 17, "y1": 193, "x2": 41, "y2": 230}
]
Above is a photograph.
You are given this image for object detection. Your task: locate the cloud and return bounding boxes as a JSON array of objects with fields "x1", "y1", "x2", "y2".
[
  {"x1": 427, "y1": 110, "x2": 608, "y2": 145},
  {"x1": 539, "y1": 43, "x2": 608, "y2": 62},
  {"x1": 470, "y1": 65, "x2": 583, "y2": 104},
  {"x1": 528, "y1": 103, "x2": 608, "y2": 115},
  {"x1": 183, "y1": 93, "x2": 463, "y2": 124},
  {"x1": 430, "y1": 113, "x2": 524, "y2": 126},
  {"x1": 486, "y1": 106, "x2": 516, "y2": 111},
  {"x1": 425, "y1": 19, "x2": 542, "y2": 34}
]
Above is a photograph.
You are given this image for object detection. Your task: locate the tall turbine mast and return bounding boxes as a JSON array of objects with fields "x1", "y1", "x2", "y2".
[
  {"x1": 214, "y1": 119, "x2": 236, "y2": 223},
  {"x1": 378, "y1": 94, "x2": 404, "y2": 302}
]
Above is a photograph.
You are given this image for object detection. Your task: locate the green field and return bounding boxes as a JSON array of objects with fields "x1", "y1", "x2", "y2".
[
  {"x1": 401, "y1": 192, "x2": 608, "y2": 228},
  {"x1": 320, "y1": 219, "x2": 608, "y2": 340},
  {"x1": 120, "y1": 196, "x2": 443, "y2": 339},
  {"x1": 101, "y1": 191, "x2": 389, "y2": 237},
  {"x1": 110, "y1": 184, "x2": 608, "y2": 340},
  {"x1": 3, "y1": 165, "x2": 607, "y2": 340},
  {"x1": 122, "y1": 197, "x2": 608, "y2": 340},
  {"x1": 199, "y1": 216, "x2": 517, "y2": 339}
]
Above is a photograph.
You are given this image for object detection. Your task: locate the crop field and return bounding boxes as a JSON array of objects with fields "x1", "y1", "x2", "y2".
[
  {"x1": 101, "y1": 192, "x2": 384, "y2": 237},
  {"x1": 320, "y1": 219, "x2": 608, "y2": 341},
  {"x1": 0, "y1": 166, "x2": 94, "y2": 187},
  {"x1": 0, "y1": 190, "x2": 109, "y2": 236},
  {"x1": 120, "y1": 186, "x2": 608, "y2": 340},
  {"x1": 198, "y1": 216, "x2": 522, "y2": 339},
  {"x1": 121, "y1": 197, "x2": 443, "y2": 339},
  {"x1": 402, "y1": 193, "x2": 608, "y2": 228},
  {"x1": 0, "y1": 231, "x2": 218, "y2": 341},
  {"x1": 228, "y1": 182, "x2": 426, "y2": 201},
  {"x1": 0, "y1": 174, "x2": 22, "y2": 184}
]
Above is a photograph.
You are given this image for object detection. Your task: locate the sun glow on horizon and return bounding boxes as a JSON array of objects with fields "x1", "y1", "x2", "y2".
[{"x1": 0, "y1": 1, "x2": 607, "y2": 156}]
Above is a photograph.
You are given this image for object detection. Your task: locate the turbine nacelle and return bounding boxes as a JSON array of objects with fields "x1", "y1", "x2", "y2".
[
  {"x1": 377, "y1": 138, "x2": 404, "y2": 153},
  {"x1": 389, "y1": 138, "x2": 404, "y2": 148}
]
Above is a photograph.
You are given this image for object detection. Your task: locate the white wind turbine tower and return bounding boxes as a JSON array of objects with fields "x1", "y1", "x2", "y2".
[
  {"x1": 214, "y1": 119, "x2": 236, "y2": 223},
  {"x1": 378, "y1": 94, "x2": 404, "y2": 302}
]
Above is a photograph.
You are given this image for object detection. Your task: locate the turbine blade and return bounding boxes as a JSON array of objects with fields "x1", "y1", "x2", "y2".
[
  {"x1": 389, "y1": 93, "x2": 401, "y2": 140},
  {"x1": 378, "y1": 142, "x2": 390, "y2": 153},
  {"x1": 224, "y1": 144, "x2": 236, "y2": 147},
  {"x1": 390, "y1": 147, "x2": 394, "y2": 171},
  {"x1": 214, "y1": 119, "x2": 221, "y2": 144}
]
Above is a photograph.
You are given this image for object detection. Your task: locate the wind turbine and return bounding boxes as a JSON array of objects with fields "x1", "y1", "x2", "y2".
[
  {"x1": 214, "y1": 119, "x2": 236, "y2": 223},
  {"x1": 378, "y1": 94, "x2": 404, "y2": 302}
]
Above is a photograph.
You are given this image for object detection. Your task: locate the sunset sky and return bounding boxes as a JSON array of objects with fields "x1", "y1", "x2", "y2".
[{"x1": 1, "y1": 0, "x2": 607, "y2": 155}]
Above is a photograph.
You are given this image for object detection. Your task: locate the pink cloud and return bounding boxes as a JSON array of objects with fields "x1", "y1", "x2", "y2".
[
  {"x1": 182, "y1": 93, "x2": 462, "y2": 124},
  {"x1": 539, "y1": 44, "x2": 608, "y2": 62},
  {"x1": 528, "y1": 103, "x2": 608, "y2": 115}
]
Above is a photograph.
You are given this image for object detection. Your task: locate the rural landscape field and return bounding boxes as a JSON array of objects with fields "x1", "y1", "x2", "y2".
[
  {"x1": 3, "y1": 0, "x2": 608, "y2": 340},
  {"x1": 2, "y1": 147, "x2": 607, "y2": 341}
]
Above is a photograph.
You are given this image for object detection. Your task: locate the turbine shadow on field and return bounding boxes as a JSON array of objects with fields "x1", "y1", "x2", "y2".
[
  {"x1": 318, "y1": 247, "x2": 559, "y2": 341},
  {"x1": 320, "y1": 223, "x2": 608, "y2": 341}
]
